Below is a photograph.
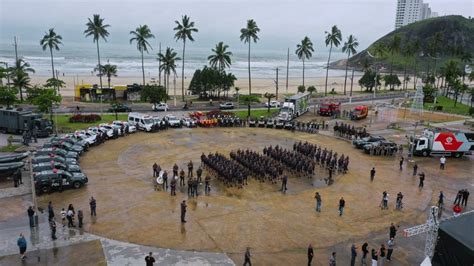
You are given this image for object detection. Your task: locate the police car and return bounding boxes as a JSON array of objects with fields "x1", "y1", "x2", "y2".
[
  {"x1": 34, "y1": 169, "x2": 88, "y2": 194},
  {"x1": 32, "y1": 155, "x2": 78, "y2": 165},
  {"x1": 32, "y1": 162, "x2": 82, "y2": 173},
  {"x1": 36, "y1": 148, "x2": 78, "y2": 159}
]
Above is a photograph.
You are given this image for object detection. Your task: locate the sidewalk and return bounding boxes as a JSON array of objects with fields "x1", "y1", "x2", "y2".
[{"x1": 0, "y1": 212, "x2": 234, "y2": 265}]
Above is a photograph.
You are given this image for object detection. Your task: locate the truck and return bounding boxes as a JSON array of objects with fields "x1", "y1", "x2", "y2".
[
  {"x1": 318, "y1": 101, "x2": 341, "y2": 116},
  {"x1": 277, "y1": 92, "x2": 310, "y2": 121},
  {"x1": 412, "y1": 129, "x2": 474, "y2": 157},
  {"x1": 350, "y1": 105, "x2": 369, "y2": 120},
  {"x1": 0, "y1": 108, "x2": 53, "y2": 137}
]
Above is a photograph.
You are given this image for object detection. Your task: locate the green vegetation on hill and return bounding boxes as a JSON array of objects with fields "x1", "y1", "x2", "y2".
[{"x1": 336, "y1": 16, "x2": 474, "y2": 73}]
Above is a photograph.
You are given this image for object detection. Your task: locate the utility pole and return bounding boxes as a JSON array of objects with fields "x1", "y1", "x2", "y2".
[
  {"x1": 173, "y1": 72, "x2": 177, "y2": 107},
  {"x1": 275, "y1": 67, "x2": 279, "y2": 100},
  {"x1": 286, "y1": 47, "x2": 289, "y2": 93},
  {"x1": 158, "y1": 42, "x2": 162, "y2": 86},
  {"x1": 14, "y1": 36, "x2": 23, "y2": 101},
  {"x1": 350, "y1": 68, "x2": 355, "y2": 102}
]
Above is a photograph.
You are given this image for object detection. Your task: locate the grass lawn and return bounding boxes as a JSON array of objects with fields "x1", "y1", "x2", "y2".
[
  {"x1": 232, "y1": 108, "x2": 279, "y2": 119},
  {"x1": 0, "y1": 144, "x2": 21, "y2": 152},
  {"x1": 424, "y1": 96, "x2": 471, "y2": 116},
  {"x1": 54, "y1": 114, "x2": 129, "y2": 133}
]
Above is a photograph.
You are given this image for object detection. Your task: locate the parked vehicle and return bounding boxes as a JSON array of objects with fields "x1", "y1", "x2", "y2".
[
  {"x1": 266, "y1": 119, "x2": 274, "y2": 128},
  {"x1": 258, "y1": 117, "x2": 266, "y2": 128},
  {"x1": 265, "y1": 100, "x2": 281, "y2": 108},
  {"x1": 412, "y1": 130, "x2": 474, "y2": 157},
  {"x1": 219, "y1": 102, "x2": 234, "y2": 110},
  {"x1": 275, "y1": 119, "x2": 285, "y2": 129},
  {"x1": 128, "y1": 113, "x2": 155, "y2": 132},
  {"x1": 363, "y1": 140, "x2": 397, "y2": 154},
  {"x1": 164, "y1": 115, "x2": 182, "y2": 128},
  {"x1": 152, "y1": 103, "x2": 169, "y2": 112},
  {"x1": 248, "y1": 118, "x2": 256, "y2": 127},
  {"x1": 284, "y1": 121, "x2": 295, "y2": 130},
  {"x1": 112, "y1": 121, "x2": 137, "y2": 133},
  {"x1": 182, "y1": 118, "x2": 197, "y2": 127},
  {"x1": 32, "y1": 155, "x2": 77, "y2": 165},
  {"x1": 35, "y1": 148, "x2": 78, "y2": 159},
  {"x1": 108, "y1": 103, "x2": 132, "y2": 113},
  {"x1": 0, "y1": 161, "x2": 24, "y2": 173},
  {"x1": 34, "y1": 169, "x2": 88, "y2": 194},
  {"x1": 32, "y1": 162, "x2": 82, "y2": 173},
  {"x1": 43, "y1": 141, "x2": 83, "y2": 155},
  {"x1": 0, "y1": 108, "x2": 53, "y2": 137},
  {"x1": 353, "y1": 136, "x2": 385, "y2": 149},
  {"x1": 71, "y1": 132, "x2": 97, "y2": 145},
  {"x1": 350, "y1": 105, "x2": 369, "y2": 120},
  {"x1": 318, "y1": 102, "x2": 341, "y2": 116},
  {"x1": 277, "y1": 93, "x2": 310, "y2": 121}
]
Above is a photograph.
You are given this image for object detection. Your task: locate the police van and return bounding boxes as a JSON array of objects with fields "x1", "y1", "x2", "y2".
[{"x1": 128, "y1": 113, "x2": 154, "y2": 132}]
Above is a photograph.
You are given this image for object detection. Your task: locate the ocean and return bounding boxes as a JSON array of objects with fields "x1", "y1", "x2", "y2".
[{"x1": 0, "y1": 40, "x2": 351, "y2": 79}]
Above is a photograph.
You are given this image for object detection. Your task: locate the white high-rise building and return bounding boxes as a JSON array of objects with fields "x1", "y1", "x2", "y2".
[{"x1": 395, "y1": 0, "x2": 436, "y2": 29}]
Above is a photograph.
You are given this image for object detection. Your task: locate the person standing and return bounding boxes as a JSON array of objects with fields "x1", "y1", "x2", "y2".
[
  {"x1": 180, "y1": 200, "x2": 187, "y2": 223},
  {"x1": 244, "y1": 247, "x2": 252, "y2": 266},
  {"x1": 315, "y1": 192, "x2": 322, "y2": 212},
  {"x1": 188, "y1": 160, "x2": 194, "y2": 177},
  {"x1": 371, "y1": 249, "x2": 378, "y2": 266},
  {"x1": 60, "y1": 208, "x2": 67, "y2": 227},
  {"x1": 152, "y1": 162, "x2": 158, "y2": 177},
  {"x1": 339, "y1": 197, "x2": 345, "y2": 216},
  {"x1": 329, "y1": 251, "x2": 336, "y2": 266},
  {"x1": 27, "y1": 206, "x2": 35, "y2": 228},
  {"x1": 17, "y1": 234, "x2": 27, "y2": 261},
  {"x1": 418, "y1": 172, "x2": 425, "y2": 191},
  {"x1": 379, "y1": 244, "x2": 386, "y2": 266},
  {"x1": 145, "y1": 252, "x2": 156, "y2": 266},
  {"x1": 171, "y1": 177, "x2": 177, "y2": 196},
  {"x1": 389, "y1": 223, "x2": 398, "y2": 239},
  {"x1": 66, "y1": 208, "x2": 75, "y2": 227},
  {"x1": 361, "y1": 242, "x2": 369, "y2": 266},
  {"x1": 370, "y1": 167, "x2": 376, "y2": 182},
  {"x1": 438, "y1": 191, "x2": 444, "y2": 208},
  {"x1": 413, "y1": 163, "x2": 418, "y2": 176},
  {"x1": 77, "y1": 209, "x2": 84, "y2": 228},
  {"x1": 48, "y1": 201, "x2": 55, "y2": 221},
  {"x1": 439, "y1": 156, "x2": 446, "y2": 170},
  {"x1": 386, "y1": 238, "x2": 394, "y2": 261},
  {"x1": 454, "y1": 190, "x2": 463, "y2": 205},
  {"x1": 307, "y1": 244, "x2": 314, "y2": 266},
  {"x1": 50, "y1": 218, "x2": 57, "y2": 240},
  {"x1": 205, "y1": 175, "x2": 211, "y2": 195},
  {"x1": 399, "y1": 156, "x2": 404, "y2": 170},
  {"x1": 281, "y1": 175, "x2": 288, "y2": 192},
  {"x1": 453, "y1": 203, "x2": 462, "y2": 217},
  {"x1": 462, "y1": 190, "x2": 470, "y2": 207},
  {"x1": 350, "y1": 244, "x2": 357, "y2": 266},
  {"x1": 89, "y1": 197, "x2": 97, "y2": 216}
]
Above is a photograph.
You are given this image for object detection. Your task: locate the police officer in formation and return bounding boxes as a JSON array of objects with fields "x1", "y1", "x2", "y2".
[
  {"x1": 333, "y1": 122, "x2": 368, "y2": 139},
  {"x1": 230, "y1": 149, "x2": 283, "y2": 184},
  {"x1": 293, "y1": 141, "x2": 350, "y2": 175},
  {"x1": 201, "y1": 152, "x2": 249, "y2": 188}
]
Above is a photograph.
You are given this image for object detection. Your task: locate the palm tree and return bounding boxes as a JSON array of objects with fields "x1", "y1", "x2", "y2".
[
  {"x1": 84, "y1": 14, "x2": 110, "y2": 89},
  {"x1": 130, "y1": 25, "x2": 155, "y2": 86},
  {"x1": 240, "y1": 19, "x2": 260, "y2": 95},
  {"x1": 11, "y1": 58, "x2": 35, "y2": 101},
  {"x1": 157, "y1": 47, "x2": 181, "y2": 95},
  {"x1": 45, "y1": 78, "x2": 65, "y2": 89},
  {"x1": 387, "y1": 35, "x2": 401, "y2": 90},
  {"x1": 324, "y1": 25, "x2": 342, "y2": 96},
  {"x1": 208, "y1": 42, "x2": 233, "y2": 71},
  {"x1": 341, "y1": 34, "x2": 359, "y2": 95},
  {"x1": 174, "y1": 15, "x2": 198, "y2": 101},
  {"x1": 264, "y1": 92, "x2": 275, "y2": 112},
  {"x1": 95, "y1": 63, "x2": 118, "y2": 89},
  {"x1": 40, "y1": 28, "x2": 62, "y2": 93},
  {"x1": 401, "y1": 43, "x2": 413, "y2": 91},
  {"x1": 430, "y1": 32, "x2": 443, "y2": 76},
  {"x1": 295, "y1": 36, "x2": 314, "y2": 87}
]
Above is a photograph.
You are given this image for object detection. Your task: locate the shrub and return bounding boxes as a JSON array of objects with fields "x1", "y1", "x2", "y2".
[
  {"x1": 238, "y1": 95, "x2": 260, "y2": 104},
  {"x1": 469, "y1": 107, "x2": 474, "y2": 116},
  {"x1": 69, "y1": 114, "x2": 102, "y2": 123}
]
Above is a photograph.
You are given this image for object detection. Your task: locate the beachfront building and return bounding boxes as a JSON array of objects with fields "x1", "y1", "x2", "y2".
[{"x1": 395, "y1": 0, "x2": 437, "y2": 29}]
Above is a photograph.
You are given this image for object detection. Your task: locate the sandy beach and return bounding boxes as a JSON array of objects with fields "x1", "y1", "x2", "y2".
[{"x1": 29, "y1": 74, "x2": 419, "y2": 98}]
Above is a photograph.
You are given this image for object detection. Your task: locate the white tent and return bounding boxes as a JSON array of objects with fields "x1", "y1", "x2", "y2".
[{"x1": 420, "y1": 256, "x2": 431, "y2": 266}]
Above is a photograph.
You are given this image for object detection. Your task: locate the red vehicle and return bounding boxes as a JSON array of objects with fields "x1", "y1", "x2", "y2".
[
  {"x1": 350, "y1": 105, "x2": 369, "y2": 120},
  {"x1": 318, "y1": 102, "x2": 341, "y2": 116}
]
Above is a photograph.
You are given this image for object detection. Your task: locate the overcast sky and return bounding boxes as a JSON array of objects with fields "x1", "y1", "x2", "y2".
[{"x1": 1, "y1": 0, "x2": 472, "y2": 51}]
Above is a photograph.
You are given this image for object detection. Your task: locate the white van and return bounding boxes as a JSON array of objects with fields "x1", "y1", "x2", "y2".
[{"x1": 127, "y1": 113, "x2": 154, "y2": 132}]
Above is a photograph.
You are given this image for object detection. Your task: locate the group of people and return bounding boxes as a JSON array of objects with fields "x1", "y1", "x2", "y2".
[
  {"x1": 21, "y1": 126, "x2": 38, "y2": 146},
  {"x1": 263, "y1": 145, "x2": 315, "y2": 179},
  {"x1": 201, "y1": 152, "x2": 249, "y2": 188},
  {"x1": 293, "y1": 141, "x2": 350, "y2": 175},
  {"x1": 230, "y1": 149, "x2": 283, "y2": 184},
  {"x1": 292, "y1": 120, "x2": 321, "y2": 134},
  {"x1": 367, "y1": 143, "x2": 399, "y2": 157},
  {"x1": 153, "y1": 161, "x2": 211, "y2": 196},
  {"x1": 333, "y1": 122, "x2": 368, "y2": 140}
]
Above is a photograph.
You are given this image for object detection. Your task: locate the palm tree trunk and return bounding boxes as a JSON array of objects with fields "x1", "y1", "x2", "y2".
[
  {"x1": 343, "y1": 53, "x2": 349, "y2": 95},
  {"x1": 181, "y1": 39, "x2": 186, "y2": 101},
  {"x1": 141, "y1": 50, "x2": 145, "y2": 86},
  {"x1": 403, "y1": 62, "x2": 408, "y2": 91},
  {"x1": 413, "y1": 58, "x2": 418, "y2": 90},
  {"x1": 49, "y1": 47, "x2": 57, "y2": 93},
  {"x1": 248, "y1": 41, "x2": 252, "y2": 95},
  {"x1": 389, "y1": 53, "x2": 394, "y2": 91},
  {"x1": 324, "y1": 44, "x2": 333, "y2": 96},
  {"x1": 108, "y1": 76, "x2": 111, "y2": 89},
  {"x1": 96, "y1": 41, "x2": 103, "y2": 89},
  {"x1": 302, "y1": 59, "x2": 305, "y2": 87}
]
